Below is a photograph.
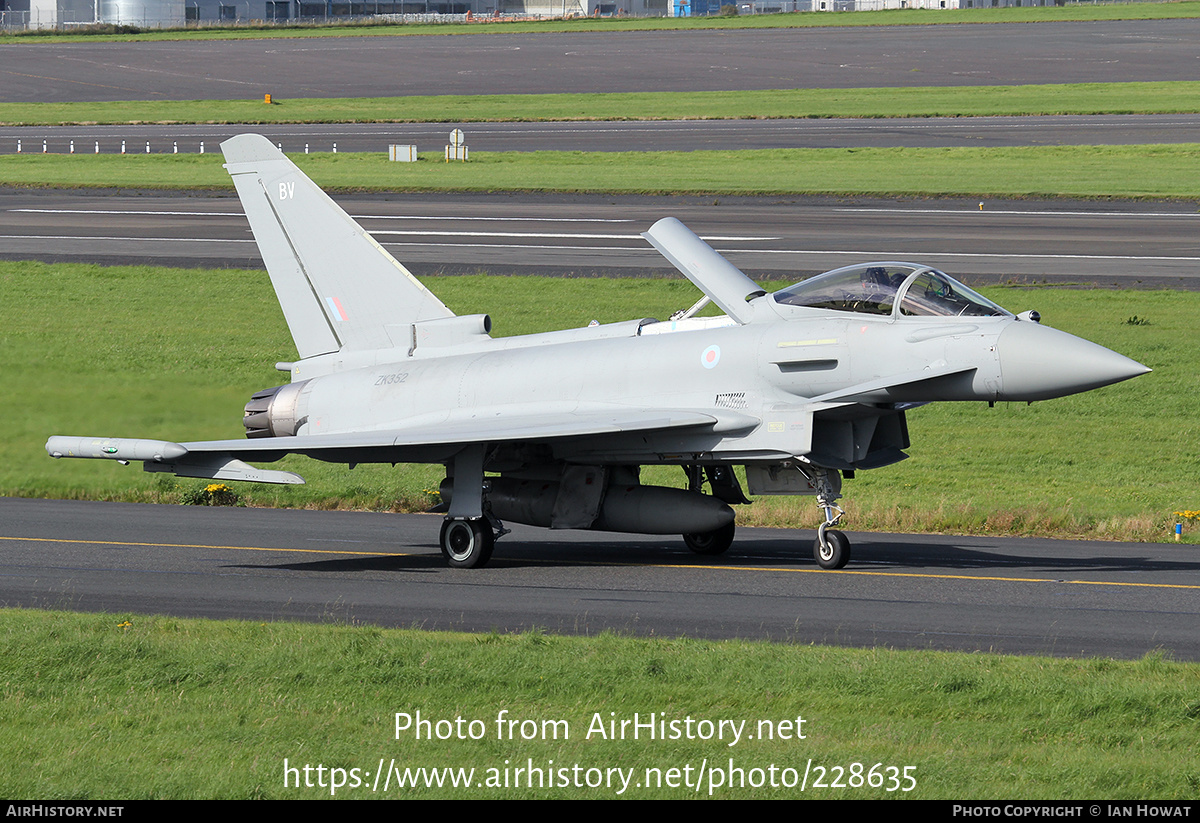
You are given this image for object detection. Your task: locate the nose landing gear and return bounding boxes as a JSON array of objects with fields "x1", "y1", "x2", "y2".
[{"x1": 808, "y1": 465, "x2": 851, "y2": 570}]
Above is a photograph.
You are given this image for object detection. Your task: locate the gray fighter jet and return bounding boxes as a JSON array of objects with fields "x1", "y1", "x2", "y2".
[{"x1": 46, "y1": 134, "x2": 1150, "y2": 569}]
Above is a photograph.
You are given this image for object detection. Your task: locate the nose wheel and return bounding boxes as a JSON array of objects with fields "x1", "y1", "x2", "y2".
[{"x1": 813, "y1": 526, "x2": 851, "y2": 570}]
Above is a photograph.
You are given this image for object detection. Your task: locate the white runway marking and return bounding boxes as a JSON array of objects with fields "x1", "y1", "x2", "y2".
[
  {"x1": 370, "y1": 230, "x2": 776, "y2": 241},
  {"x1": 18, "y1": 205, "x2": 1200, "y2": 221},
  {"x1": 831, "y1": 207, "x2": 1200, "y2": 219},
  {"x1": 6, "y1": 233, "x2": 1196, "y2": 264},
  {"x1": 0, "y1": 234, "x2": 255, "y2": 243},
  {"x1": 719, "y1": 248, "x2": 1200, "y2": 263},
  {"x1": 10, "y1": 208, "x2": 636, "y2": 223}
]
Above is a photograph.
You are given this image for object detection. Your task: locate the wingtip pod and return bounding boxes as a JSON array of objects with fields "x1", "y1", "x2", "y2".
[
  {"x1": 45, "y1": 436, "x2": 305, "y2": 485},
  {"x1": 46, "y1": 436, "x2": 188, "y2": 462}
]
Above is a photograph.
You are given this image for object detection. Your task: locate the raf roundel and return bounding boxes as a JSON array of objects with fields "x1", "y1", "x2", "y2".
[{"x1": 701, "y1": 344, "x2": 721, "y2": 369}]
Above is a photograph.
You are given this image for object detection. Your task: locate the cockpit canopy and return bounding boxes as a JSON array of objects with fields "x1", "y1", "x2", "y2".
[{"x1": 772, "y1": 263, "x2": 1012, "y2": 319}]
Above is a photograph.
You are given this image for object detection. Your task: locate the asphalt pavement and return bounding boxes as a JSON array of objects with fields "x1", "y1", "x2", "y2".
[
  {"x1": 4, "y1": 188, "x2": 1199, "y2": 286},
  {"x1": 4, "y1": 20, "x2": 1198, "y2": 102},
  {"x1": 5, "y1": 498, "x2": 1196, "y2": 659}
]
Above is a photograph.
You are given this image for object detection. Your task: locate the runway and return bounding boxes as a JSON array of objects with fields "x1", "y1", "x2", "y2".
[
  {"x1": 5, "y1": 187, "x2": 1200, "y2": 287},
  {"x1": 4, "y1": 498, "x2": 1197, "y2": 659},
  {"x1": 3, "y1": 20, "x2": 1198, "y2": 102}
]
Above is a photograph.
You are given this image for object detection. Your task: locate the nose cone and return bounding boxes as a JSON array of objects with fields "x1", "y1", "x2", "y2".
[{"x1": 997, "y1": 321, "x2": 1150, "y2": 401}]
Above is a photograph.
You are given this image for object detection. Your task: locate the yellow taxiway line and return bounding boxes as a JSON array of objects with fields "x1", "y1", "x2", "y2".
[{"x1": 4, "y1": 534, "x2": 1198, "y2": 590}]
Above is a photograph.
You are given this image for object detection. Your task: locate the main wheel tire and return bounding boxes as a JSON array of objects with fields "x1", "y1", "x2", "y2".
[
  {"x1": 439, "y1": 518, "x2": 494, "y2": 568},
  {"x1": 813, "y1": 529, "x2": 851, "y2": 570},
  {"x1": 683, "y1": 521, "x2": 735, "y2": 556}
]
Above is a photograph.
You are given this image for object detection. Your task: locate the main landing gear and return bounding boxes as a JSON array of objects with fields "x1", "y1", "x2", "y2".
[
  {"x1": 440, "y1": 444, "x2": 504, "y2": 568},
  {"x1": 681, "y1": 464, "x2": 746, "y2": 557},
  {"x1": 439, "y1": 517, "x2": 496, "y2": 569},
  {"x1": 683, "y1": 521, "x2": 736, "y2": 556}
]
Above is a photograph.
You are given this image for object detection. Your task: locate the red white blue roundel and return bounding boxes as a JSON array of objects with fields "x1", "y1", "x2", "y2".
[{"x1": 701, "y1": 345, "x2": 721, "y2": 369}]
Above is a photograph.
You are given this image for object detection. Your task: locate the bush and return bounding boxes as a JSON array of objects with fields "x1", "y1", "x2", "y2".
[{"x1": 181, "y1": 483, "x2": 240, "y2": 506}]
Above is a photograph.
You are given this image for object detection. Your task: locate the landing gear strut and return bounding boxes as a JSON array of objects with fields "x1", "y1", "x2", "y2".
[
  {"x1": 807, "y1": 465, "x2": 851, "y2": 570},
  {"x1": 439, "y1": 444, "x2": 503, "y2": 568}
]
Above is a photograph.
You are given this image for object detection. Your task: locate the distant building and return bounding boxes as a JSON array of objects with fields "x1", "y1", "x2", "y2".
[
  {"x1": 0, "y1": 0, "x2": 1069, "y2": 28},
  {"x1": 7, "y1": 0, "x2": 182, "y2": 27},
  {"x1": 849, "y1": 0, "x2": 1060, "y2": 8}
]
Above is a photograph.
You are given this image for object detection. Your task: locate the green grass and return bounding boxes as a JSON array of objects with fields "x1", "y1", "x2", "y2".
[
  {"x1": 6, "y1": 81, "x2": 1200, "y2": 125},
  {"x1": 5, "y1": 261, "x2": 1188, "y2": 541},
  {"x1": 1, "y1": 609, "x2": 1196, "y2": 798},
  {"x1": 9, "y1": 144, "x2": 1200, "y2": 199},
  {"x1": 4, "y1": 1, "x2": 1200, "y2": 43}
]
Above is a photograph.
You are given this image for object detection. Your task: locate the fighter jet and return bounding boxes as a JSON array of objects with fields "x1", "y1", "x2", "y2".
[{"x1": 46, "y1": 134, "x2": 1150, "y2": 569}]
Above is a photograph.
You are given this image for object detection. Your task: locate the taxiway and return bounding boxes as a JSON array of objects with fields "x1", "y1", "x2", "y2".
[{"x1": 4, "y1": 498, "x2": 1196, "y2": 659}]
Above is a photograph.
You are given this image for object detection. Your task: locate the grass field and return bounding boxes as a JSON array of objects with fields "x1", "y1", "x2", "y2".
[
  {"x1": 7, "y1": 144, "x2": 1200, "y2": 199},
  {"x1": 1, "y1": 609, "x2": 1196, "y2": 799},
  {"x1": 5, "y1": 81, "x2": 1200, "y2": 126},
  {"x1": 8, "y1": 261, "x2": 1186, "y2": 542}
]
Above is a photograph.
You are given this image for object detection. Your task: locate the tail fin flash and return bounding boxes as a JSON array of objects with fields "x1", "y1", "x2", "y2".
[{"x1": 221, "y1": 134, "x2": 454, "y2": 358}]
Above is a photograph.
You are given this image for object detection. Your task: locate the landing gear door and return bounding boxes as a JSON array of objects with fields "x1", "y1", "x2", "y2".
[{"x1": 746, "y1": 463, "x2": 823, "y2": 496}]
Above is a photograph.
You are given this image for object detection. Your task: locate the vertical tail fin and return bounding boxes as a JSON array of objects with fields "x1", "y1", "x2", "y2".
[{"x1": 221, "y1": 134, "x2": 454, "y2": 358}]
